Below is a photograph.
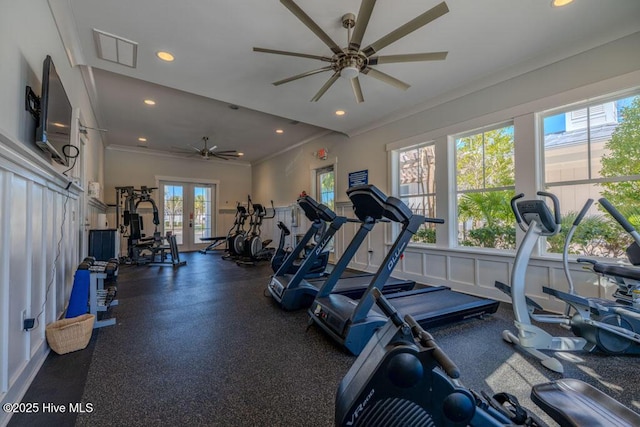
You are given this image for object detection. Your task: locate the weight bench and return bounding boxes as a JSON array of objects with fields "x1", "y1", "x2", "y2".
[
  {"x1": 532, "y1": 378, "x2": 640, "y2": 426},
  {"x1": 199, "y1": 235, "x2": 227, "y2": 254}
]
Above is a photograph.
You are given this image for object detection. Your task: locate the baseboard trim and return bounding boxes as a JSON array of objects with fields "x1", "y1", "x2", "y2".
[{"x1": 0, "y1": 341, "x2": 49, "y2": 427}]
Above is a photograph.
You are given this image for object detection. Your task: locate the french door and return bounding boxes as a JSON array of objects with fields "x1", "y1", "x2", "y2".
[{"x1": 160, "y1": 180, "x2": 217, "y2": 252}]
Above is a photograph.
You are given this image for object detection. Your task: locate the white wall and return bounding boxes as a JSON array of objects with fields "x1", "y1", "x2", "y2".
[
  {"x1": 104, "y1": 148, "x2": 251, "y2": 206},
  {"x1": 104, "y1": 148, "x2": 252, "y2": 250},
  {"x1": 252, "y1": 31, "x2": 640, "y2": 311},
  {"x1": 0, "y1": 1, "x2": 105, "y2": 423}
]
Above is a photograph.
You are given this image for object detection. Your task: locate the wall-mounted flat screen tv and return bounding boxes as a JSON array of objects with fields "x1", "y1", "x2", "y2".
[{"x1": 35, "y1": 55, "x2": 72, "y2": 166}]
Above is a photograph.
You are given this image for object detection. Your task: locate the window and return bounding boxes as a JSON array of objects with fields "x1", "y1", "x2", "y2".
[
  {"x1": 542, "y1": 93, "x2": 640, "y2": 258},
  {"x1": 163, "y1": 184, "x2": 184, "y2": 244},
  {"x1": 455, "y1": 123, "x2": 515, "y2": 249},
  {"x1": 398, "y1": 144, "x2": 437, "y2": 243},
  {"x1": 317, "y1": 166, "x2": 335, "y2": 210}
]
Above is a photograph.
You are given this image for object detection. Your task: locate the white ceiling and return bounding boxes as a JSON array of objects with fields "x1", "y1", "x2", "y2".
[{"x1": 53, "y1": 0, "x2": 640, "y2": 163}]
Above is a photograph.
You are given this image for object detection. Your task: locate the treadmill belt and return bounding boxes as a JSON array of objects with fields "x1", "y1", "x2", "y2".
[
  {"x1": 310, "y1": 275, "x2": 414, "y2": 300},
  {"x1": 386, "y1": 287, "x2": 500, "y2": 329}
]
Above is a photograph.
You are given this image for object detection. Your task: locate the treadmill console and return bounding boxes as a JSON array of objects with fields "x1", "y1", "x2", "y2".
[
  {"x1": 347, "y1": 184, "x2": 388, "y2": 222},
  {"x1": 384, "y1": 196, "x2": 413, "y2": 224},
  {"x1": 298, "y1": 195, "x2": 337, "y2": 222},
  {"x1": 298, "y1": 196, "x2": 321, "y2": 221},
  {"x1": 316, "y1": 204, "x2": 337, "y2": 222}
]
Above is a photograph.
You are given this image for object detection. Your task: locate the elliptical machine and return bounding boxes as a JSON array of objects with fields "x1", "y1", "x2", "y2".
[
  {"x1": 236, "y1": 197, "x2": 275, "y2": 265},
  {"x1": 222, "y1": 202, "x2": 249, "y2": 260},
  {"x1": 495, "y1": 192, "x2": 640, "y2": 373}
]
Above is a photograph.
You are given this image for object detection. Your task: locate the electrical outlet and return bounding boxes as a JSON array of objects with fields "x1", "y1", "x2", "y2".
[
  {"x1": 20, "y1": 310, "x2": 26, "y2": 332},
  {"x1": 23, "y1": 318, "x2": 35, "y2": 330}
]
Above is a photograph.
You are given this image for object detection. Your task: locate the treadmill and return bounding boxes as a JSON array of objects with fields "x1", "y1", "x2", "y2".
[
  {"x1": 308, "y1": 184, "x2": 500, "y2": 355},
  {"x1": 268, "y1": 195, "x2": 414, "y2": 311}
]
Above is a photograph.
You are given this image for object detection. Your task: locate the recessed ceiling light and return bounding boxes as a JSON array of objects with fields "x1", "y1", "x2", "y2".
[
  {"x1": 275, "y1": 129, "x2": 284, "y2": 134},
  {"x1": 335, "y1": 110, "x2": 346, "y2": 116},
  {"x1": 238, "y1": 152, "x2": 244, "y2": 156},
  {"x1": 551, "y1": 0, "x2": 574, "y2": 7},
  {"x1": 52, "y1": 122, "x2": 66, "y2": 127},
  {"x1": 156, "y1": 51, "x2": 174, "y2": 62},
  {"x1": 138, "y1": 137, "x2": 147, "y2": 142},
  {"x1": 144, "y1": 99, "x2": 156, "y2": 105}
]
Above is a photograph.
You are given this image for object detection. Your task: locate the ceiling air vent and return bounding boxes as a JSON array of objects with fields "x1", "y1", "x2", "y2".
[{"x1": 93, "y1": 29, "x2": 138, "y2": 68}]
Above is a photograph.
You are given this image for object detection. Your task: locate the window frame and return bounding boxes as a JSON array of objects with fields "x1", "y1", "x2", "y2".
[
  {"x1": 394, "y1": 141, "x2": 438, "y2": 245},
  {"x1": 453, "y1": 121, "x2": 516, "y2": 250},
  {"x1": 541, "y1": 91, "x2": 640, "y2": 191},
  {"x1": 539, "y1": 90, "x2": 640, "y2": 258}
]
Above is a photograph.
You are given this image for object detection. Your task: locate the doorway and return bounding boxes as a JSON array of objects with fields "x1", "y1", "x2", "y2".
[
  {"x1": 159, "y1": 180, "x2": 217, "y2": 252},
  {"x1": 316, "y1": 166, "x2": 335, "y2": 210},
  {"x1": 315, "y1": 165, "x2": 335, "y2": 253}
]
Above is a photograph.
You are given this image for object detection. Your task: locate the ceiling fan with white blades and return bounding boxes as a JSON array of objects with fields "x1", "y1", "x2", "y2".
[
  {"x1": 254, "y1": 0, "x2": 449, "y2": 103},
  {"x1": 172, "y1": 137, "x2": 240, "y2": 160}
]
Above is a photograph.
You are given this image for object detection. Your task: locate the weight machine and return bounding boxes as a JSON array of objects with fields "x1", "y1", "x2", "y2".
[{"x1": 115, "y1": 186, "x2": 186, "y2": 267}]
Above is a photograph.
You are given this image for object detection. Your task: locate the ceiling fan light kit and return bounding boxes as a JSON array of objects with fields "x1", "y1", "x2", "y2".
[{"x1": 254, "y1": 0, "x2": 449, "y2": 103}]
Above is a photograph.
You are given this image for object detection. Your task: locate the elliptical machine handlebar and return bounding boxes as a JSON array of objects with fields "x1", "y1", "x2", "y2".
[
  {"x1": 563, "y1": 199, "x2": 593, "y2": 293},
  {"x1": 536, "y1": 191, "x2": 561, "y2": 225},
  {"x1": 510, "y1": 192, "x2": 561, "y2": 235},
  {"x1": 574, "y1": 198, "x2": 594, "y2": 226},
  {"x1": 599, "y1": 198, "x2": 640, "y2": 246},
  {"x1": 511, "y1": 193, "x2": 526, "y2": 231},
  {"x1": 247, "y1": 195, "x2": 254, "y2": 216},
  {"x1": 372, "y1": 289, "x2": 461, "y2": 380},
  {"x1": 265, "y1": 200, "x2": 276, "y2": 219}
]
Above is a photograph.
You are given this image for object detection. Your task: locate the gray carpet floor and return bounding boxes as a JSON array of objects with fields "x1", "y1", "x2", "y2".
[{"x1": 8, "y1": 251, "x2": 640, "y2": 426}]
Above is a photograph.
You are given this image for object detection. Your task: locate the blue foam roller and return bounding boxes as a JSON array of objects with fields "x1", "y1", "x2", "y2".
[{"x1": 66, "y1": 269, "x2": 90, "y2": 318}]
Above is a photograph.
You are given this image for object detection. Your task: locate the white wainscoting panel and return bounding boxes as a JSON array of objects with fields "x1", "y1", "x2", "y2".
[
  {"x1": 448, "y1": 256, "x2": 476, "y2": 287},
  {"x1": 402, "y1": 251, "x2": 423, "y2": 276},
  {"x1": 1, "y1": 131, "x2": 81, "y2": 420},
  {"x1": 477, "y1": 259, "x2": 511, "y2": 290},
  {"x1": 424, "y1": 253, "x2": 447, "y2": 280}
]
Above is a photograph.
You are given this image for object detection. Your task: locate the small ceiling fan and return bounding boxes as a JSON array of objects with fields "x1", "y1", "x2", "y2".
[
  {"x1": 171, "y1": 137, "x2": 240, "y2": 160},
  {"x1": 254, "y1": 0, "x2": 449, "y2": 103}
]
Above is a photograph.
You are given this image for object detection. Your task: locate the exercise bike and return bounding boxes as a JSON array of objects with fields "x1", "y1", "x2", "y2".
[
  {"x1": 336, "y1": 288, "x2": 640, "y2": 426},
  {"x1": 495, "y1": 192, "x2": 640, "y2": 373}
]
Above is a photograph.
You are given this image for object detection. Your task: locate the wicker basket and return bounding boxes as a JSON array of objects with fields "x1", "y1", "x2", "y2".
[{"x1": 46, "y1": 314, "x2": 95, "y2": 355}]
